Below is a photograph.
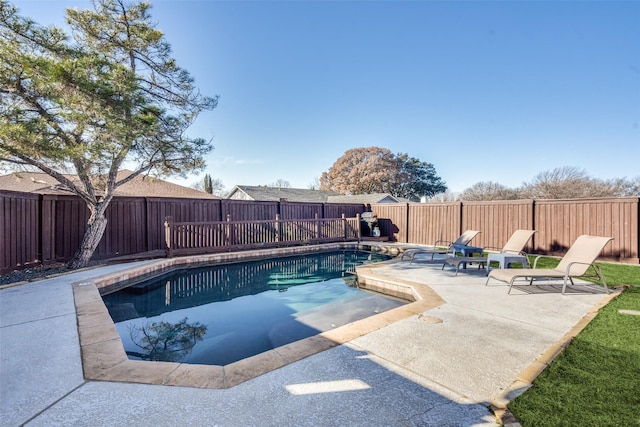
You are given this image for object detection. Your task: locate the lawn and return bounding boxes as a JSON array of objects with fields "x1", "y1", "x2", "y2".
[{"x1": 507, "y1": 258, "x2": 640, "y2": 426}]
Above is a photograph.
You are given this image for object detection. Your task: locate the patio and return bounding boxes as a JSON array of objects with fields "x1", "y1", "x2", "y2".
[{"x1": 0, "y1": 251, "x2": 615, "y2": 426}]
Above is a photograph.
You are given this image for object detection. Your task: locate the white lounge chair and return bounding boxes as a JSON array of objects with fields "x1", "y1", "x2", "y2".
[
  {"x1": 485, "y1": 235, "x2": 612, "y2": 295},
  {"x1": 442, "y1": 229, "x2": 537, "y2": 276},
  {"x1": 401, "y1": 230, "x2": 481, "y2": 264}
]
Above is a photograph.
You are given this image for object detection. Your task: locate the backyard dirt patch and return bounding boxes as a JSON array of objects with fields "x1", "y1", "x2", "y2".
[{"x1": 0, "y1": 261, "x2": 107, "y2": 287}]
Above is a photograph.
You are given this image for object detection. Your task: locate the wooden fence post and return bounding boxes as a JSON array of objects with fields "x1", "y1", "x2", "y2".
[
  {"x1": 226, "y1": 214, "x2": 233, "y2": 247},
  {"x1": 354, "y1": 213, "x2": 362, "y2": 242},
  {"x1": 315, "y1": 213, "x2": 321, "y2": 240},
  {"x1": 342, "y1": 213, "x2": 346, "y2": 240},
  {"x1": 275, "y1": 214, "x2": 281, "y2": 243},
  {"x1": 164, "y1": 216, "x2": 173, "y2": 257}
]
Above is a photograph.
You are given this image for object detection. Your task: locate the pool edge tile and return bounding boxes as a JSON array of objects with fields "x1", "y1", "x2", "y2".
[
  {"x1": 163, "y1": 364, "x2": 226, "y2": 389},
  {"x1": 224, "y1": 350, "x2": 290, "y2": 388}
]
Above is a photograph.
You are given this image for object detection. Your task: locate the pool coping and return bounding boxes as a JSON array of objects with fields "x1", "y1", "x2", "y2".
[{"x1": 73, "y1": 243, "x2": 444, "y2": 389}]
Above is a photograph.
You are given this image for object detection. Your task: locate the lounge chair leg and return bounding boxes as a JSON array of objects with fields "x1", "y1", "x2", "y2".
[
  {"x1": 561, "y1": 276, "x2": 575, "y2": 294},
  {"x1": 594, "y1": 265, "x2": 610, "y2": 294}
]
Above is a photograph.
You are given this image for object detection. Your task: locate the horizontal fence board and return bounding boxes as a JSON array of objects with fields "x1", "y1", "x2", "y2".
[
  {"x1": 404, "y1": 202, "x2": 461, "y2": 246},
  {"x1": 533, "y1": 198, "x2": 639, "y2": 260},
  {"x1": 323, "y1": 203, "x2": 366, "y2": 218},
  {"x1": 279, "y1": 202, "x2": 323, "y2": 220},
  {"x1": 461, "y1": 200, "x2": 534, "y2": 250},
  {"x1": 221, "y1": 199, "x2": 278, "y2": 221},
  {"x1": 370, "y1": 204, "x2": 409, "y2": 243}
]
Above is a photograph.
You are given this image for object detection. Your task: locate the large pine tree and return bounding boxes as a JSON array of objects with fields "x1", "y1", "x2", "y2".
[{"x1": 0, "y1": 0, "x2": 218, "y2": 268}]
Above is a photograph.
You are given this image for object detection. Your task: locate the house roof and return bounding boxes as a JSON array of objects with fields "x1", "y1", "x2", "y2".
[
  {"x1": 0, "y1": 170, "x2": 219, "y2": 199},
  {"x1": 225, "y1": 186, "x2": 404, "y2": 204},
  {"x1": 326, "y1": 193, "x2": 401, "y2": 204},
  {"x1": 226, "y1": 185, "x2": 340, "y2": 202}
]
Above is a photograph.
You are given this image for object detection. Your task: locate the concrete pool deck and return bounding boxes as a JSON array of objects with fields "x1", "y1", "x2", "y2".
[{"x1": 1, "y1": 250, "x2": 617, "y2": 426}]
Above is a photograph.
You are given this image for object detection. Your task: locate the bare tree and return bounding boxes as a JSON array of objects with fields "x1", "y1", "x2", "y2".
[
  {"x1": 192, "y1": 174, "x2": 225, "y2": 196},
  {"x1": 307, "y1": 177, "x2": 320, "y2": 190},
  {"x1": 191, "y1": 180, "x2": 205, "y2": 192},
  {"x1": 427, "y1": 190, "x2": 459, "y2": 202},
  {"x1": 208, "y1": 177, "x2": 226, "y2": 196},
  {"x1": 520, "y1": 166, "x2": 590, "y2": 199},
  {"x1": 622, "y1": 176, "x2": 640, "y2": 196},
  {"x1": 521, "y1": 166, "x2": 640, "y2": 199},
  {"x1": 596, "y1": 176, "x2": 640, "y2": 197},
  {"x1": 271, "y1": 179, "x2": 291, "y2": 188},
  {"x1": 459, "y1": 181, "x2": 521, "y2": 201}
]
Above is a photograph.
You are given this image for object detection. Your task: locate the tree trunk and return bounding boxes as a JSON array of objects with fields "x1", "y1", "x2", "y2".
[{"x1": 66, "y1": 210, "x2": 108, "y2": 270}]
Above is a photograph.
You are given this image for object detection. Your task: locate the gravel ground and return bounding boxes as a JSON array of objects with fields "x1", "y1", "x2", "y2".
[{"x1": 0, "y1": 261, "x2": 107, "y2": 286}]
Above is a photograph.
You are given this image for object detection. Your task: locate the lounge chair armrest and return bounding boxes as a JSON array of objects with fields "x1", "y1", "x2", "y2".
[
  {"x1": 483, "y1": 246, "x2": 502, "y2": 252},
  {"x1": 518, "y1": 251, "x2": 531, "y2": 267},
  {"x1": 531, "y1": 255, "x2": 545, "y2": 269},
  {"x1": 433, "y1": 239, "x2": 453, "y2": 248},
  {"x1": 501, "y1": 249, "x2": 530, "y2": 257},
  {"x1": 563, "y1": 261, "x2": 592, "y2": 275}
]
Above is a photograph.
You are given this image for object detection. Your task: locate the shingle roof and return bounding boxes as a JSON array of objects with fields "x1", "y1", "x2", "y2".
[
  {"x1": 326, "y1": 193, "x2": 401, "y2": 204},
  {"x1": 226, "y1": 186, "x2": 405, "y2": 204},
  {"x1": 0, "y1": 170, "x2": 219, "y2": 199},
  {"x1": 226, "y1": 185, "x2": 340, "y2": 202}
]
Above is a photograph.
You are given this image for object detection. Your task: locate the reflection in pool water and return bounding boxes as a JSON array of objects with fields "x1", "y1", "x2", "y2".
[
  {"x1": 127, "y1": 317, "x2": 207, "y2": 363},
  {"x1": 102, "y1": 250, "x2": 404, "y2": 365}
]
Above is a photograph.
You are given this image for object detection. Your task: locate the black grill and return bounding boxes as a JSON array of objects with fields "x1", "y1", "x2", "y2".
[{"x1": 360, "y1": 212, "x2": 378, "y2": 237}]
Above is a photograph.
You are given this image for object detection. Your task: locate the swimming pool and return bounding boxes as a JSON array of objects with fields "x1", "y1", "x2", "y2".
[{"x1": 102, "y1": 250, "x2": 404, "y2": 365}]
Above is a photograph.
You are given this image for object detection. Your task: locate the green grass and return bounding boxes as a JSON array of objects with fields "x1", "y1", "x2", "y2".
[
  {"x1": 530, "y1": 256, "x2": 640, "y2": 288},
  {"x1": 507, "y1": 258, "x2": 640, "y2": 426}
]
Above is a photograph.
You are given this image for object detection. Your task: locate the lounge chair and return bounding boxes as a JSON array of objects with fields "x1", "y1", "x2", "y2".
[
  {"x1": 485, "y1": 235, "x2": 612, "y2": 295},
  {"x1": 401, "y1": 230, "x2": 481, "y2": 263},
  {"x1": 442, "y1": 229, "x2": 537, "y2": 276}
]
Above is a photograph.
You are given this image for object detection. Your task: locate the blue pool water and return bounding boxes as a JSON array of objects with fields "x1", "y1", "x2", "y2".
[{"x1": 102, "y1": 250, "x2": 404, "y2": 365}]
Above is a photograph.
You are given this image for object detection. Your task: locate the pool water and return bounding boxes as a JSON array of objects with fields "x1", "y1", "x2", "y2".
[{"x1": 102, "y1": 250, "x2": 404, "y2": 366}]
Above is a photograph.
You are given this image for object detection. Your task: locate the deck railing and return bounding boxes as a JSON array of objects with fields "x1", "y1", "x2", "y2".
[{"x1": 164, "y1": 214, "x2": 361, "y2": 257}]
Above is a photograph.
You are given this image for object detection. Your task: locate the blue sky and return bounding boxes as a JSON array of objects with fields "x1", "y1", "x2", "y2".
[{"x1": 13, "y1": 0, "x2": 640, "y2": 194}]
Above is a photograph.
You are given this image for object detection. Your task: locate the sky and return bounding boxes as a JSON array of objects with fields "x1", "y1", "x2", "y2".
[{"x1": 11, "y1": 0, "x2": 640, "y2": 194}]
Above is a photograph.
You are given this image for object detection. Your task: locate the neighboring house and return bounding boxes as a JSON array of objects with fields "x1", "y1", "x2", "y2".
[
  {"x1": 225, "y1": 185, "x2": 403, "y2": 204},
  {"x1": 327, "y1": 193, "x2": 402, "y2": 204},
  {"x1": 225, "y1": 185, "x2": 340, "y2": 202},
  {"x1": 0, "y1": 169, "x2": 219, "y2": 199}
]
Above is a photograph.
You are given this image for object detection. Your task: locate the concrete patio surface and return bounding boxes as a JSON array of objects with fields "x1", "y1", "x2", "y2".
[{"x1": 0, "y1": 253, "x2": 616, "y2": 427}]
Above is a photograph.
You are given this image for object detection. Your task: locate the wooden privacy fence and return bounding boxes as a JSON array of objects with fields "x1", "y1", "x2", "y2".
[
  {"x1": 164, "y1": 214, "x2": 361, "y2": 257},
  {"x1": 1, "y1": 190, "x2": 639, "y2": 274},
  {"x1": 371, "y1": 197, "x2": 639, "y2": 263},
  {"x1": 0, "y1": 190, "x2": 366, "y2": 274}
]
